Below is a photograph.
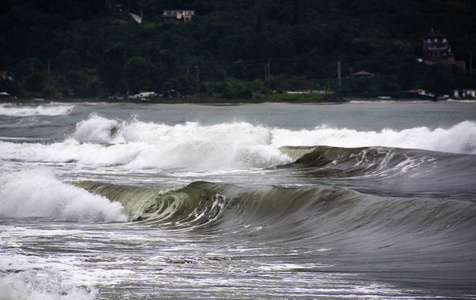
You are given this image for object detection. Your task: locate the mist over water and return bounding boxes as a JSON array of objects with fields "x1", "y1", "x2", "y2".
[{"x1": 1, "y1": 101, "x2": 476, "y2": 299}]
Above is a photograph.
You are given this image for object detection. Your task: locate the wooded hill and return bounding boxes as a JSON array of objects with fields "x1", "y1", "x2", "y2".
[{"x1": 1, "y1": 0, "x2": 475, "y2": 99}]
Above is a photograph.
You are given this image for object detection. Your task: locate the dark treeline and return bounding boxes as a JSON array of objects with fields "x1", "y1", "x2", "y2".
[{"x1": 1, "y1": 0, "x2": 476, "y2": 99}]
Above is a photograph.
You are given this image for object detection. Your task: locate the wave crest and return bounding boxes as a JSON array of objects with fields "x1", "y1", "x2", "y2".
[
  {"x1": 272, "y1": 121, "x2": 476, "y2": 154},
  {"x1": 281, "y1": 145, "x2": 431, "y2": 178},
  {"x1": 2, "y1": 115, "x2": 475, "y2": 172},
  {"x1": 78, "y1": 181, "x2": 227, "y2": 227},
  {"x1": 79, "y1": 181, "x2": 476, "y2": 247},
  {"x1": 0, "y1": 169, "x2": 128, "y2": 222},
  {"x1": 0, "y1": 104, "x2": 74, "y2": 116}
]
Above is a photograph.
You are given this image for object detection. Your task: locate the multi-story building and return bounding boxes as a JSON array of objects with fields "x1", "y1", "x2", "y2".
[
  {"x1": 0, "y1": 70, "x2": 14, "y2": 81},
  {"x1": 163, "y1": 10, "x2": 195, "y2": 23},
  {"x1": 423, "y1": 30, "x2": 453, "y2": 63}
]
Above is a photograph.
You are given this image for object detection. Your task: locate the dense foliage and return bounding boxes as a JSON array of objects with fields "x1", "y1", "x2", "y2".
[{"x1": 1, "y1": 0, "x2": 475, "y2": 98}]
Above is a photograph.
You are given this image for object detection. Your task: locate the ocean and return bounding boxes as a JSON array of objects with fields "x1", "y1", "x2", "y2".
[{"x1": 0, "y1": 100, "x2": 475, "y2": 299}]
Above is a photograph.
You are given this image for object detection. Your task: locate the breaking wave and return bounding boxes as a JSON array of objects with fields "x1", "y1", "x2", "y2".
[
  {"x1": 271, "y1": 120, "x2": 476, "y2": 155},
  {"x1": 282, "y1": 145, "x2": 475, "y2": 177},
  {"x1": 0, "y1": 104, "x2": 74, "y2": 116},
  {"x1": 0, "y1": 169, "x2": 128, "y2": 222},
  {"x1": 78, "y1": 181, "x2": 476, "y2": 250},
  {"x1": 0, "y1": 115, "x2": 475, "y2": 172}
]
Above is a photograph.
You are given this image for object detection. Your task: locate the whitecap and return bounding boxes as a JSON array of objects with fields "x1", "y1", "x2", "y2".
[{"x1": 0, "y1": 169, "x2": 128, "y2": 222}]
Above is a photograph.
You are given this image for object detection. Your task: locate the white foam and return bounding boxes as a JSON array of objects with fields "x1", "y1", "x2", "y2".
[
  {"x1": 0, "y1": 104, "x2": 74, "y2": 116},
  {"x1": 0, "y1": 225, "x2": 135, "y2": 300},
  {"x1": 7, "y1": 118, "x2": 291, "y2": 170},
  {"x1": 0, "y1": 116, "x2": 475, "y2": 172},
  {"x1": 121, "y1": 121, "x2": 291, "y2": 169},
  {"x1": 0, "y1": 169, "x2": 128, "y2": 222},
  {"x1": 0, "y1": 139, "x2": 142, "y2": 166},
  {"x1": 72, "y1": 114, "x2": 124, "y2": 144},
  {"x1": 271, "y1": 121, "x2": 476, "y2": 154},
  {"x1": 0, "y1": 270, "x2": 97, "y2": 300}
]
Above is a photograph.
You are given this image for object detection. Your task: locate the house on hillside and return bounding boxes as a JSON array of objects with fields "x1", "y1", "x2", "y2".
[
  {"x1": 0, "y1": 70, "x2": 14, "y2": 81},
  {"x1": 422, "y1": 30, "x2": 467, "y2": 71},
  {"x1": 423, "y1": 30, "x2": 453, "y2": 63},
  {"x1": 351, "y1": 70, "x2": 373, "y2": 78},
  {"x1": 163, "y1": 10, "x2": 195, "y2": 23}
]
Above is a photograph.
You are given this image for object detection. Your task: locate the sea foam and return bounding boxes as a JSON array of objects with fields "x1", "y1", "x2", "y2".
[
  {"x1": 0, "y1": 116, "x2": 475, "y2": 172},
  {"x1": 0, "y1": 270, "x2": 96, "y2": 300},
  {"x1": 0, "y1": 169, "x2": 128, "y2": 222},
  {"x1": 0, "y1": 104, "x2": 74, "y2": 116},
  {"x1": 121, "y1": 121, "x2": 290, "y2": 169},
  {"x1": 271, "y1": 120, "x2": 476, "y2": 154},
  {"x1": 73, "y1": 114, "x2": 124, "y2": 144}
]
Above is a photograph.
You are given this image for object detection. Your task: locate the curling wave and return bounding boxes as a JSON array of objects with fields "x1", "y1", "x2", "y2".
[
  {"x1": 281, "y1": 145, "x2": 435, "y2": 177},
  {"x1": 280, "y1": 145, "x2": 476, "y2": 197},
  {"x1": 78, "y1": 181, "x2": 476, "y2": 249}
]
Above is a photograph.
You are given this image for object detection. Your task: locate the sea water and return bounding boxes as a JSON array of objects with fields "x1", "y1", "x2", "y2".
[{"x1": 0, "y1": 101, "x2": 475, "y2": 299}]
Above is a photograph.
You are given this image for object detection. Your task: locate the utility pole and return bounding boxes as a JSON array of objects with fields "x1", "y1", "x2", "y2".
[
  {"x1": 264, "y1": 59, "x2": 270, "y2": 80},
  {"x1": 464, "y1": 51, "x2": 473, "y2": 74},
  {"x1": 470, "y1": 51, "x2": 473, "y2": 74},
  {"x1": 267, "y1": 59, "x2": 270, "y2": 78},
  {"x1": 337, "y1": 60, "x2": 342, "y2": 87}
]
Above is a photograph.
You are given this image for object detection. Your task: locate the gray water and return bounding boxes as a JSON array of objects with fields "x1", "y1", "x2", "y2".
[{"x1": 1, "y1": 101, "x2": 476, "y2": 299}]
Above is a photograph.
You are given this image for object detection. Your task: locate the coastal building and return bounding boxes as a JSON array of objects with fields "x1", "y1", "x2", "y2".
[
  {"x1": 454, "y1": 88, "x2": 476, "y2": 98},
  {"x1": 0, "y1": 70, "x2": 14, "y2": 81},
  {"x1": 163, "y1": 10, "x2": 195, "y2": 23},
  {"x1": 351, "y1": 70, "x2": 373, "y2": 77},
  {"x1": 422, "y1": 30, "x2": 468, "y2": 71},
  {"x1": 423, "y1": 30, "x2": 453, "y2": 63}
]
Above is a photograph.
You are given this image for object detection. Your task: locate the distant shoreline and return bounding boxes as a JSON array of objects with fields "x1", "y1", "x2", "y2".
[
  {"x1": 2, "y1": 95, "x2": 473, "y2": 105},
  {"x1": 0, "y1": 94, "x2": 348, "y2": 104}
]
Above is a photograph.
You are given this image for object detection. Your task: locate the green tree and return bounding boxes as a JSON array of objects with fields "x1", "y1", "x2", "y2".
[
  {"x1": 163, "y1": 74, "x2": 200, "y2": 95},
  {"x1": 14, "y1": 58, "x2": 45, "y2": 80},
  {"x1": 222, "y1": 77, "x2": 251, "y2": 99},
  {"x1": 424, "y1": 63, "x2": 452, "y2": 96},
  {"x1": 397, "y1": 55, "x2": 417, "y2": 90},
  {"x1": 123, "y1": 56, "x2": 151, "y2": 93},
  {"x1": 100, "y1": 43, "x2": 126, "y2": 95},
  {"x1": 67, "y1": 69, "x2": 102, "y2": 97},
  {"x1": 23, "y1": 73, "x2": 47, "y2": 93},
  {"x1": 250, "y1": 79, "x2": 271, "y2": 94},
  {"x1": 55, "y1": 49, "x2": 81, "y2": 71}
]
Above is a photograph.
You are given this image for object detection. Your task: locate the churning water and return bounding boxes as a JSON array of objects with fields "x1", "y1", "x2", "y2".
[{"x1": 1, "y1": 101, "x2": 476, "y2": 299}]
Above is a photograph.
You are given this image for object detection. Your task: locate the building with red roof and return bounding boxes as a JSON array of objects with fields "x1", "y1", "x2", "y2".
[
  {"x1": 423, "y1": 30, "x2": 453, "y2": 63},
  {"x1": 0, "y1": 70, "x2": 14, "y2": 81},
  {"x1": 351, "y1": 70, "x2": 373, "y2": 77}
]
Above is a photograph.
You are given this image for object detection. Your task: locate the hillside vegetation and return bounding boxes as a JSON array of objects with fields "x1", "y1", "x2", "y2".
[{"x1": 1, "y1": 0, "x2": 475, "y2": 99}]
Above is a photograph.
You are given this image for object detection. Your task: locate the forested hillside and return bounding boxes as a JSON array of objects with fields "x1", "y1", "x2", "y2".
[{"x1": 1, "y1": 0, "x2": 475, "y2": 99}]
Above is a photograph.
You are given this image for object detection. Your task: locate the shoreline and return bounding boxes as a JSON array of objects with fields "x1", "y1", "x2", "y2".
[
  {"x1": 0, "y1": 94, "x2": 347, "y2": 104},
  {"x1": 1, "y1": 95, "x2": 473, "y2": 105}
]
